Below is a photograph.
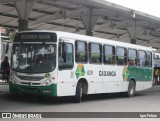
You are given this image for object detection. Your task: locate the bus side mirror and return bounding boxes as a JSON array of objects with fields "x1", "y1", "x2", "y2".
[{"x1": 59, "y1": 41, "x2": 67, "y2": 63}]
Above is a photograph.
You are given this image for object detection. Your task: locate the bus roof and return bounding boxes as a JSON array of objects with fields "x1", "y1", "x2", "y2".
[{"x1": 17, "y1": 30, "x2": 153, "y2": 52}]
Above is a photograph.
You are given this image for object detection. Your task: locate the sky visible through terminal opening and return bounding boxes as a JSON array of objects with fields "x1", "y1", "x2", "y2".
[{"x1": 106, "y1": 0, "x2": 160, "y2": 18}]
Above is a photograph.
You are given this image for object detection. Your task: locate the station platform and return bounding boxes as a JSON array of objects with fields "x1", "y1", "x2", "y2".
[
  {"x1": 0, "y1": 79, "x2": 8, "y2": 85},
  {"x1": 0, "y1": 79, "x2": 9, "y2": 94}
]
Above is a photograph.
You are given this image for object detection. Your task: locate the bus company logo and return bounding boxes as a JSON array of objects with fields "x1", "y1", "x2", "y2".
[
  {"x1": 75, "y1": 64, "x2": 85, "y2": 79},
  {"x1": 99, "y1": 71, "x2": 116, "y2": 76},
  {"x1": 122, "y1": 66, "x2": 129, "y2": 81}
]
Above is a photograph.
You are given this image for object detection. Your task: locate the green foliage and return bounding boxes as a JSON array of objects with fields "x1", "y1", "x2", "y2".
[
  {"x1": 9, "y1": 32, "x2": 15, "y2": 42},
  {"x1": 5, "y1": 28, "x2": 15, "y2": 42}
]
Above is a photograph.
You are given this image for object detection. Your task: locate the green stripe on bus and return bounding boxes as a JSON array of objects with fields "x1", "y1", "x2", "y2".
[{"x1": 123, "y1": 66, "x2": 152, "y2": 81}]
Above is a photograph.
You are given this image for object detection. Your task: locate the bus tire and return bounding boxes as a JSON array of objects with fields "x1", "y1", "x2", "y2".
[
  {"x1": 127, "y1": 80, "x2": 136, "y2": 97},
  {"x1": 74, "y1": 82, "x2": 82, "y2": 103},
  {"x1": 37, "y1": 96, "x2": 45, "y2": 101}
]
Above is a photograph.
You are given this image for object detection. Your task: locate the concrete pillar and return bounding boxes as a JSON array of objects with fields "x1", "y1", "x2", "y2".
[
  {"x1": 127, "y1": 26, "x2": 145, "y2": 44},
  {"x1": 127, "y1": 20, "x2": 136, "y2": 44},
  {"x1": 18, "y1": 19, "x2": 28, "y2": 31},
  {"x1": 81, "y1": 8, "x2": 99, "y2": 36},
  {"x1": 86, "y1": 31, "x2": 93, "y2": 36},
  {"x1": 127, "y1": 27, "x2": 136, "y2": 44},
  {"x1": 131, "y1": 39, "x2": 136, "y2": 44},
  {"x1": 15, "y1": 0, "x2": 35, "y2": 31}
]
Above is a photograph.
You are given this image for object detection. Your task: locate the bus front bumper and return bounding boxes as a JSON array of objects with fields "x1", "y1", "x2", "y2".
[{"x1": 9, "y1": 82, "x2": 57, "y2": 96}]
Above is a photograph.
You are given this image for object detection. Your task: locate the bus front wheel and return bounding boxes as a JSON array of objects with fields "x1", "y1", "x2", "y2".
[{"x1": 74, "y1": 82, "x2": 82, "y2": 103}]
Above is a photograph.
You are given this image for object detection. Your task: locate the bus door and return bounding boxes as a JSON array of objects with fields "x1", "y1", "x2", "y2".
[
  {"x1": 57, "y1": 39, "x2": 75, "y2": 96},
  {"x1": 88, "y1": 43, "x2": 103, "y2": 94}
]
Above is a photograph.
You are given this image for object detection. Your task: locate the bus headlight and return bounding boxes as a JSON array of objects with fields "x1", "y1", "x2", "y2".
[{"x1": 42, "y1": 79, "x2": 52, "y2": 86}]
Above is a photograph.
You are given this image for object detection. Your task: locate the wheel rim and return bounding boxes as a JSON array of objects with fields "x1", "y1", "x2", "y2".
[
  {"x1": 80, "y1": 87, "x2": 82, "y2": 98},
  {"x1": 129, "y1": 84, "x2": 134, "y2": 96}
]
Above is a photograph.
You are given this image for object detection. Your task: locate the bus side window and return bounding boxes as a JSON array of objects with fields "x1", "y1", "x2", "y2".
[
  {"x1": 147, "y1": 51, "x2": 152, "y2": 67},
  {"x1": 103, "y1": 45, "x2": 115, "y2": 65},
  {"x1": 124, "y1": 48, "x2": 127, "y2": 65},
  {"x1": 89, "y1": 43, "x2": 102, "y2": 64},
  {"x1": 116, "y1": 47, "x2": 126, "y2": 65},
  {"x1": 128, "y1": 49, "x2": 137, "y2": 66},
  {"x1": 138, "y1": 50, "x2": 146, "y2": 67},
  {"x1": 112, "y1": 47, "x2": 116, "y2": 64},
  {"x1": 75, "y1": 41, "x2": 88, "y2": 63}
]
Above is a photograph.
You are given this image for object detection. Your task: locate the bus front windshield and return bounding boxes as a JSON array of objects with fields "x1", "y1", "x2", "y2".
[{"x1": 11, "y1": 44, "x2": 56, "y2": 73}]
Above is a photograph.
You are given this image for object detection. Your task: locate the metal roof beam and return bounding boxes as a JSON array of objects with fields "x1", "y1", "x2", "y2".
[
  {"x1": 48, "y1": 0, "x2": 98, "y2": 8},
  {"x1": 0, "y1": 12, "x2": 18, "y2": 18},
  {"x1": 127, "y1": 27, "x2": 145, "y2": 39},
  {"x1": 46, "y1": 21, "x2": 85, "y2": 30},
  {"x1": 3, "y1": 3, "x2": 55, "y2": 15},
  {"x1": 94, "y1": 23, "x2": 110, "y2": 31},
  {"x1": 29, "y1": 11, "x2": 65, "y2": 27},
  {"x1": 136, "y1": 37, "x2": 160, "y2": 45},
  {"x1": 0, "y1": 0, "x2": 15, "y2": 3},
  {"x1": 28, "y1": 8, "x2": 133, "y2": 28},
  {"x1": 0, "y1": 24, "x2": 17, "y2": 29},
  {"x1": 66, "y1": 8, "x2": 131, "y2": 20},
  {"x1": 38, "y1": 0, "x2": 77, "y2": 11},
  {"x1": 115, "y1": 20, "x2": 158, "y2": 28},
  {"x1": 90, "y1": 0, "x2": 160, "y2": 24}
]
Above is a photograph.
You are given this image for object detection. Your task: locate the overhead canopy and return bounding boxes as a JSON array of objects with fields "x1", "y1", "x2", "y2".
[{"x1": 1, "y1": 0, "x2": 160, "y2": 52}]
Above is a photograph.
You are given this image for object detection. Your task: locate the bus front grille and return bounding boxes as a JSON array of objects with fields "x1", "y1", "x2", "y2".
[
  {"x1": 17, "y1": 75, "x2": 44, "y2": 81},
  {"x1": 20, "y1": 82, "x2": 41, "y2": 86}
]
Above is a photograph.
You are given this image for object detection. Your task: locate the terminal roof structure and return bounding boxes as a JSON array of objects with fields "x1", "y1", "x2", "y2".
[{"x1": 0, "y1": 0, "x2": 160, "y2": 51}]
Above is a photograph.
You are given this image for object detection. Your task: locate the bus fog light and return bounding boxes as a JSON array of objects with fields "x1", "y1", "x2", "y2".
[{"x1": 42, "y1": 80, "x2": 52, "y2": 86}]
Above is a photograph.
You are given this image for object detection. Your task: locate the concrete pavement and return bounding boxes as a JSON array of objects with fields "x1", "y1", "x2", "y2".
[
  {"x1": 0, "y1": 82, "x2": 160, "y2": 121},
  {"x1": 0, "y1": 80, "x2": 160, "y2": 94},
  {"x1": 0, "y1": 79, "x2": 9, "y2": 94}
]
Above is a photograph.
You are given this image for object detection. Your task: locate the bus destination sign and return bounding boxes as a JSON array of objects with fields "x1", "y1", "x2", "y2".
[
  {"x1": 14, "y1": 32, "x2": 57, "y2": 42},
  {"x1": 21, "y1": 34, "x2": 50, "y2": 40}
]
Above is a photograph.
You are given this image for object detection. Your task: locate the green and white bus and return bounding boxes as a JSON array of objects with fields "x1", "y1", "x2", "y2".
[{"x1": 9, "y1": 30, "x2": 153, "y2": 103}]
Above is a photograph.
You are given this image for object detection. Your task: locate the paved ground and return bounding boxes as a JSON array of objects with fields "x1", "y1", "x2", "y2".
[
  {"x1": 0, "y1": 79, "x2": 9, "y2": 93},
  {"x1": 0, "y1": 83, "x2": 160, "y2": 121}
]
